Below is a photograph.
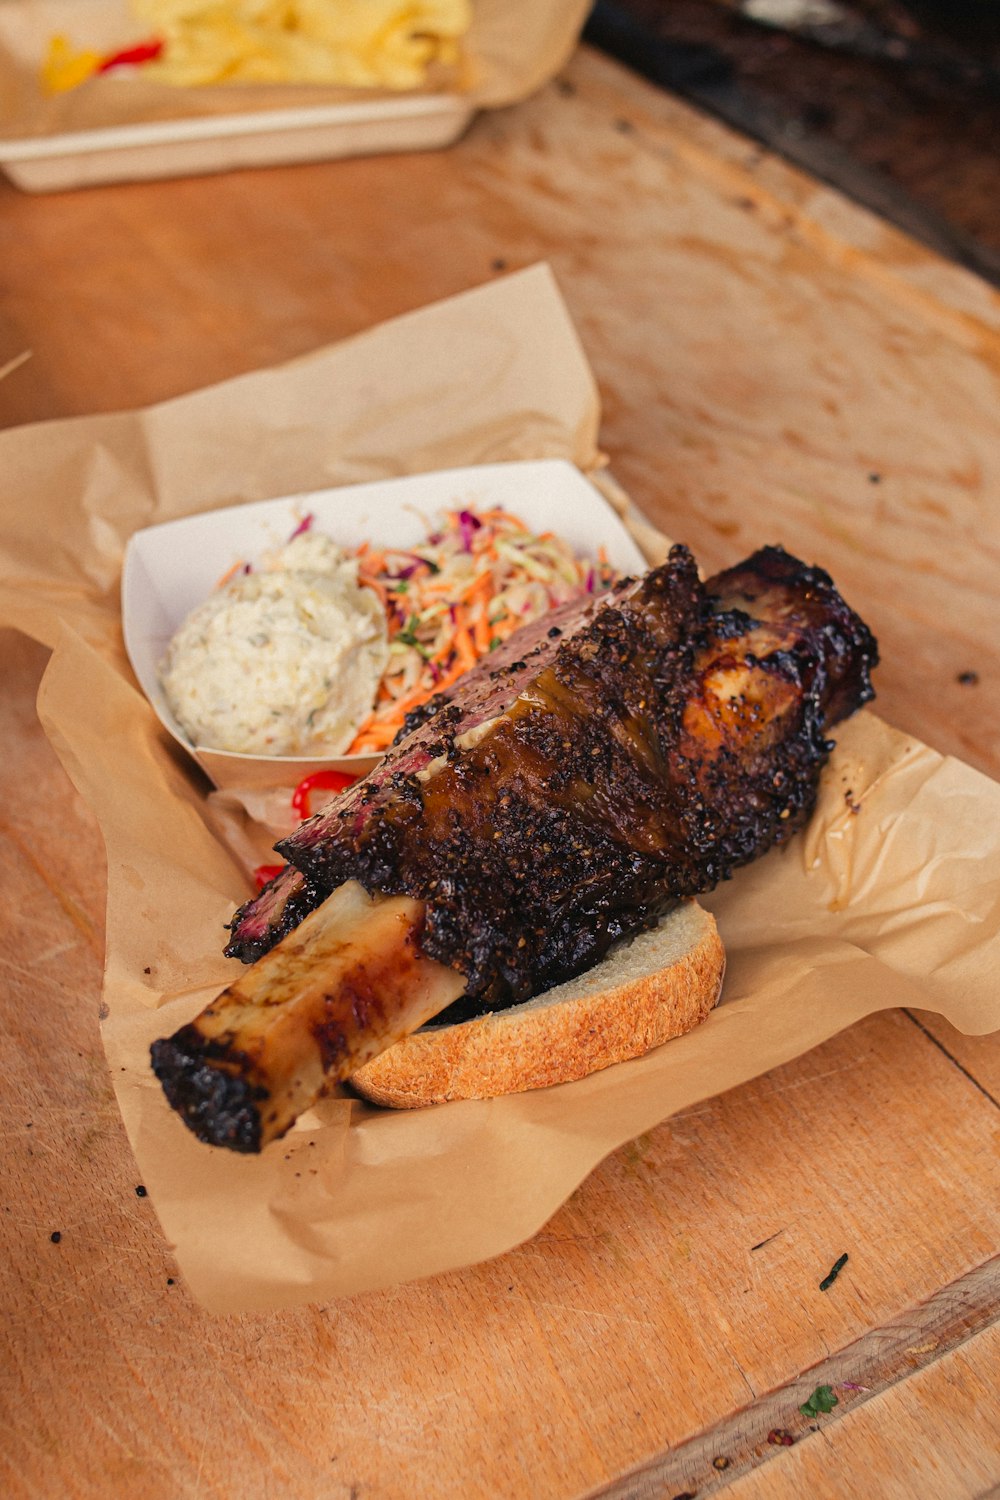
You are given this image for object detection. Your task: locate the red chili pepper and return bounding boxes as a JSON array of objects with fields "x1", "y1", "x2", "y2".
[
  {"x1": 253, "y1": 864, "x2": 284, "y2": 891},
  {"x1": 291, "y1": 769, "x2": 359, "y2": 821},
  {"x1": 96, "y1": 38, "x2": 163, "y2": 73}
]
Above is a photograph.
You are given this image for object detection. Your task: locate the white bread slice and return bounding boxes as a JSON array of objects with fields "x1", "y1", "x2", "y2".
[{"x1": 349, "y1": 900, "x2": 724, "y2": 1109}]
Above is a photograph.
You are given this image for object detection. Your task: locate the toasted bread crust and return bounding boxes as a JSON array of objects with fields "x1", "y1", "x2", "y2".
[{"x1": 349, "y1": 901, "x2": 724, "y2": 1108}]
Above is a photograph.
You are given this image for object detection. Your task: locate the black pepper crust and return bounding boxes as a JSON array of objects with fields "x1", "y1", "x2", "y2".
[
  {"x1": 232, "y1": 545, "x2": 877, "y2": 1017},
  {"x1": 150, "y1": 1031, "x2": 266, "y2": 1152},
  {"x1": 225, "y1": 863, "x2": 325, "y2": 962}
]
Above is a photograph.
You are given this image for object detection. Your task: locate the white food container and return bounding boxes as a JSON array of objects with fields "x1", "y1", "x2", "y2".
[
  {"x1": 121, "y1": 459, "x2": 649, "y2": 793},
  {"x1": 0, "y1": 0, "x2": 474, "y2": 190}
]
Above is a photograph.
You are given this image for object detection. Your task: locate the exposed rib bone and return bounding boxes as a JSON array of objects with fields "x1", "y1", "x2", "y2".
[{"x1": 150, "y1": 880, "x2": 465, "y2": 1151}]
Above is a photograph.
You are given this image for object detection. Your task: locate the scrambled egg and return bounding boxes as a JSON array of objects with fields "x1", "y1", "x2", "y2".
[{"x1": 160, "y1": 531, "x2": 388, "y2": 756}]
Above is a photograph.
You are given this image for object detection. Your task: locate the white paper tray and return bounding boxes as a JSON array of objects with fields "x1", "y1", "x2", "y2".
[
  {"x1": 121, "y1": 459, "x2": 648, "y2": 793},
  {"x1": 0, "y1": 0, "x2": 474, "y2": 190},
  {"x1": 0, "y1": 94, "x2": 474, "y2": 191}
]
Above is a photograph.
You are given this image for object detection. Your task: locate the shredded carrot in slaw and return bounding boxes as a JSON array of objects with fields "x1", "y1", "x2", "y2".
[{"x1": 346, "y1": 506, "x2": 617, "y2": 753}]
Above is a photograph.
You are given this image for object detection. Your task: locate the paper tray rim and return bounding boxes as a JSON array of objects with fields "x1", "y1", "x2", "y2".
[{"x1": 0, "y1": 90, "x2": 474, "y2": 161}]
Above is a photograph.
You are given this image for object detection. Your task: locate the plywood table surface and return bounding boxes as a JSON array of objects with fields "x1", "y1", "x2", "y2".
[{"x1": 2, "y1": 44, "x2": 999, "y2": 1500}]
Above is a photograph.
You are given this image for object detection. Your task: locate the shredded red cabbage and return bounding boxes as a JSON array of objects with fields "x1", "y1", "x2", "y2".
[
  {"x1": 287, "y1": 513, "x2": 315, "y2": 542},
  {"x1": 457, "y1": 510, "x2": 482, "y2": 551}
]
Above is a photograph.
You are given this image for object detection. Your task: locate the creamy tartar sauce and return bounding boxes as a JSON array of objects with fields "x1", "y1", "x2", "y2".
[{"x1": 159, "y1": 531, "x2": 389, "y2": 755}]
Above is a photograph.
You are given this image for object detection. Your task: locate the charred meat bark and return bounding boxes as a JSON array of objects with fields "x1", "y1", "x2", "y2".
[
  {"x1": 223, "y1": 862, "x2": 326, "y2": 964},
  {"x1": 237, "y1": 544, "x2": 876, "y2": 1016},
  {"x1": 154, "y1": 543, "x2": 876, "y2": 1150}
]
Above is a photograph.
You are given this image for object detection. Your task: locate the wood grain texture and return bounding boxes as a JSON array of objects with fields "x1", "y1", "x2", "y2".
[
  {"x1": 908, "y1": 1012, "x2": 1000, "y2": 1105},
  {"x1": 2, "y1": 42, "x2": 1000, "y2": 1500},
  {"x1": 584, "y1": 1253, "x2": 1000, "y2": 1498},
  {"x1": 720, "y1": 1323, "x2": 1000, "y2": 1500},
  {"x1": 589, "y1": 0, "x2": 1000, "y2": 286}
]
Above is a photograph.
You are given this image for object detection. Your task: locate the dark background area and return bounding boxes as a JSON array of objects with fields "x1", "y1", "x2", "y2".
[{"x1": 585, "y1": 0, "x2": 1000, "y2": 285}]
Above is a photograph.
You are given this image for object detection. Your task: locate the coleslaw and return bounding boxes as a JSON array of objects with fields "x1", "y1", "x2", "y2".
[{"x1": 348, "y1": 506, "x2": 617, "y2": 753}]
